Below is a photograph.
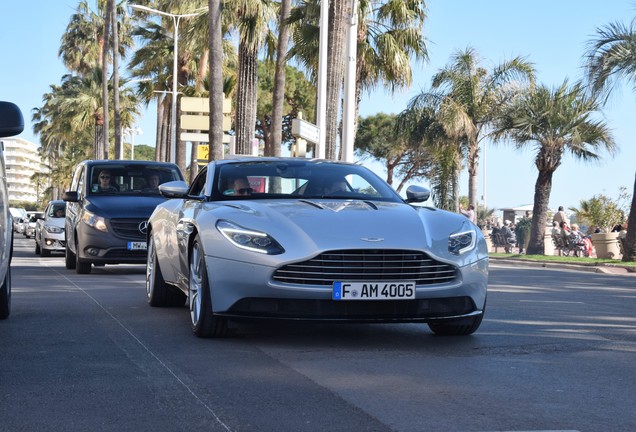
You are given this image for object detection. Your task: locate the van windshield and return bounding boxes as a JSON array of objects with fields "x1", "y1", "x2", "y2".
[{"x1": 89, "y1": 164, "x2": 182, "y2": 196}]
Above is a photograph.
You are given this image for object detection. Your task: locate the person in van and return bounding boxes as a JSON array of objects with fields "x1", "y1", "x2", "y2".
[{"x1": 96, "y1": 169, "x2": 118, "y2": 192}]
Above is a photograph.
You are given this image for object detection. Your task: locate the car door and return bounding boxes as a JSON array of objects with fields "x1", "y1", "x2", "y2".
[
  {"x1": 65, "y1": 163, "x2": 86, "y2": 254},
  {"x1": 175, "y1": 167, "x2": 210, "y2": 284}
]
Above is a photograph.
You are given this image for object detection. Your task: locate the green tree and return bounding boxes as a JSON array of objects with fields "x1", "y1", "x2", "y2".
[
  {"x1": 355, "y1": 113, "x2": 433, "y2": 193},
  {"x1": 585, "y1": 18, "x2": 636, "y2": 262},
  {"x1": 397, "y1": 90, "x2": 465, "y2": 209},
  {"x1": 569, "y1": 188, "x2": 630, "y2": 233},
  {"x1": 493, "y1": 80, "x2": 616, "y2": 255},
  {"x1": 257, "y1": 62, "x2": 316, "y2": 154},
  {"x1": 427, "y1": 47, "x2": 535, "y2": 207},
  {"x1": 289, "y1": 0, "x2": 428, "y2": 160}
]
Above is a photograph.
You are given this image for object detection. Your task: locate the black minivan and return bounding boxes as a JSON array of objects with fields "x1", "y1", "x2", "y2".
[{"x1": 63, "y1": 160, "x2": 183, "y2": 274}]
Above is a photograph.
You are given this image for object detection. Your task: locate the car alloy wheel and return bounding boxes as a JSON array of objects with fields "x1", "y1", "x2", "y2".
[{"x1": 189, "y1": 235, "x2": 227, "y2": 338}]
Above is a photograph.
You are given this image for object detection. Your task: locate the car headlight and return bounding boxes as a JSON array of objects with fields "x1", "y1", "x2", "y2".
[
  {"x1": 82, "y1": 211, "x2": 108, "y2": 232},
  {"x1": 217, "y1": 220, "x2": 284, "y2": 255},
  {"x1": 448, "y1": 225, "x2": 476, "y2": 255},
  {"x1": 44, "y1": 225, "x2": 64, "y2": 234}
]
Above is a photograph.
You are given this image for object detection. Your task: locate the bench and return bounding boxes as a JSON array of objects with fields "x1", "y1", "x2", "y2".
[{"x1": 491, "y1": 232, "x2": 513, "y2": 253}]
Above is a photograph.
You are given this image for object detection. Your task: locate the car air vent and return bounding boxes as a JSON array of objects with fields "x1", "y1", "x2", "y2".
[
  {"x1": 109, "y1": 218, "x2": 147, "y2": 240},
  {"x1": 272, "y1": 249, "x2": 457, "y2": 286}
]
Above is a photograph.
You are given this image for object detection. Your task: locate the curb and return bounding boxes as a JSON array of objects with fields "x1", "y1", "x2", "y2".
[{"x1": 489, "y1": 257, "x2": 636, "y2": 275}]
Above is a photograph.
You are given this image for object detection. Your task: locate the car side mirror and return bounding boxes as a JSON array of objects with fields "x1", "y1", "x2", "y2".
[
  {"x1": 405, "y1": 185, "x2": 431, "y2": 203},
  {"x1": 0, "y1": 101, "x2": 24, "y2": 138},
  {"x1": 62, "y1": 191, "x2": 80, "y2": 203}
]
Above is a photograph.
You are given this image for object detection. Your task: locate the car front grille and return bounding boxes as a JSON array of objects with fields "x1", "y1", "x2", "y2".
[
  {"x1": 272, "y1": 249, "x2": 457, "y2": 286},
  {"x1": 109, "y1": 218, "x2": 147, "y2": 240}
]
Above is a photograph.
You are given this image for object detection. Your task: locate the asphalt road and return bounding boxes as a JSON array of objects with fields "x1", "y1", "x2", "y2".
[{"x1": 1, "y1": 237, "x2": 635, "y2": 432}]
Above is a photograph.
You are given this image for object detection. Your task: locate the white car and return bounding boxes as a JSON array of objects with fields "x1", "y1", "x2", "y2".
[
  {"x1": 23, "y1": 211, "x2": 42, "y2": 239},
  {"x1": 0, "y1": 101, "x2": 24, "y2": 319},
  {"x1": 35, "y1": 200, "x2": 66, "y2": 257},
  {"x1": 146, "y1": 157, "x2": 489, "y2": 338}
]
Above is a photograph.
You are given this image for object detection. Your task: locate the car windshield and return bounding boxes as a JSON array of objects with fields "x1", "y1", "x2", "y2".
[
  {"x1": 89, "y1": 164, "x2": 182, "y2": 196},
  {"x1": 213, "y1": 160, "x2": 403, "y2": 202}
]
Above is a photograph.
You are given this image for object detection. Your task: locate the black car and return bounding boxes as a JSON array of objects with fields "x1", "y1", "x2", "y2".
[
  {"x1": 63, "y1": 160, "x2": 184, "y2": 274},
  {"x1": 0, "y1": 101, "x2": 24, "y2": 319}
]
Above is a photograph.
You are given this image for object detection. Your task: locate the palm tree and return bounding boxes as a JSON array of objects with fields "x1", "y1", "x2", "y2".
[
  {"x1": 398, "y1": 89, "x2": 467, "y2": 210},
  {"x1": 231, "y1": 0, "x2": 277, "y2": 155},
  {"x1": 429, "y1": 47, "x2": 535, "y2": 207},
  {"x1": 585, "y1": 18, "x2": 636, "y2": 262},
  {"x1": 493, "y1": 80, "x2": 616, "y2": 255},
  {"x1": 59, "y1": 0, "x2": 134, "y2": 159},
  {"x1": 270, "y1": 0, "x2": 292, "y2": 156},
  {"x1": 288, "y1": 0, "x2": 429, "y2": 160}
]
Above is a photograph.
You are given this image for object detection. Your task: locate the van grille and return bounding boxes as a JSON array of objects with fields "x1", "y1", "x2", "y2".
[
  {"x1": 109, "y1": 218, "x2": 147, "y2": 240},
  {"x1": 272, "y1": 249, "x2": 457, "y2": 286}
]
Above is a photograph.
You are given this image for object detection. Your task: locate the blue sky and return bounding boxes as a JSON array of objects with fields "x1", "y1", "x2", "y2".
[{"x1": 1, "y1": 1, "x2": 635, "y2": 212}]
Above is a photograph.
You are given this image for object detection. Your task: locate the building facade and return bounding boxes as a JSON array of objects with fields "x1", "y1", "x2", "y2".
[{"x1": 1, "y1": 137, "x2": 49, "y2": 204}]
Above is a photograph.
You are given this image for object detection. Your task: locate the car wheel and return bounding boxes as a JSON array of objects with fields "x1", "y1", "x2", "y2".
[
  {"x1": 189, "y1": 235, "x2": 227, "y2": 338},
  {"x1": 146, "y1": 235, "x2": 185, "y2": 307},
  {"x1": 428, "y1": 313, "x2": 484, "y2": 336},
  {"x1": 75, "y1": 240, "x2": 92, "y2": 274},
  {"x1": 65, "y1": 240, "x2": 76, "y2": 270},
  {"x1": 34, "y1": 240, "x2": 41, "y2": 255},
  {"x1": 41, "y1": 247, "x2": 51, "y2": 258},
  {"x1": 0, "y1": 266, "x2": 11, "y2": 320}
]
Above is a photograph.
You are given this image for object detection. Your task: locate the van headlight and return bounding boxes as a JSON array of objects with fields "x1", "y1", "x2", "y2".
[{"x1": 82, "y1": 211, "x2": 108, "y2": 232}]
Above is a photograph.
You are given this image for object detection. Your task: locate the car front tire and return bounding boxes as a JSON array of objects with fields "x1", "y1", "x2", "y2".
[
  {"x1": 75, "y1": 240, "x2": 91, "y2": 274},
  {"x1": 34, "y1": 240, "x2": 41, "y2": 255},
  {"x1": 0, "y1": 266, "x2": 11, "y2": 320},
  {"x1": 189, "y1": 235, "x2": 227, "y2": 338},
  {"x1": 65, "y1": 240, "x2": 76, "y2": 270},
  {"x1": 147, "y1": 235, "x2": 185, "y2": 307}
]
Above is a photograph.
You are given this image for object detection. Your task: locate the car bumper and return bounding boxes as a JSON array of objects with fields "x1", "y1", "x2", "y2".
[
  {"x1": 41, "y1": 232, "x2": 66, "y2": 252},
  {"x1": 76, "y1": 224, "x2": 146, "y2": 264},
  {"x1": 204, "y1": 255, "x2": 488, "y2": 322}
]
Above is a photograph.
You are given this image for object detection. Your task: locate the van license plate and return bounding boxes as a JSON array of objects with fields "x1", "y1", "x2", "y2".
[{"x1": 127, "y1": 241, "x2": 147, "y2": 250}]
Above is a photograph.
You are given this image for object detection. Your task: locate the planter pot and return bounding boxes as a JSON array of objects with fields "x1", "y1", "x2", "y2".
[
  {"x1": 591, "y1": 232, "x2": 621, "y2": 259},
  {"x1": 482, "y1": 229, "x2": 493, "y2": 252}
]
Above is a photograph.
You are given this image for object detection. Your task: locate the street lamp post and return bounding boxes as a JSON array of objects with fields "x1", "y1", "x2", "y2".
[
  {"x1": 129, "y1": 4, "x2": 205, "y2": 164},
  {"x1": 123, "y1": 126, "x2": 142, "y2": 160}
]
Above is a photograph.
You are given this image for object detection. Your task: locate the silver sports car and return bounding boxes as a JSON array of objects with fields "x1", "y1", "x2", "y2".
[{"x1": 146, "y1": 157, "x2": 488, "y2": 338}]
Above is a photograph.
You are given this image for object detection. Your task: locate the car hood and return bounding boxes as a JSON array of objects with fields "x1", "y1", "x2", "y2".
[
  {"x1": 43, "y1": 217, "x2": 65, "y2": 228},
  {"x1": 206, "y1": 199, "x2": 483, "y2": 263},
  {"x1": 85, "y1": 195, "x2": 167, "y2": 219}
]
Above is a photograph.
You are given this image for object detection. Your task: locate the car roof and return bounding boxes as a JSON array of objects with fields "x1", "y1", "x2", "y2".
[{"x1": 213, "y1": 157, "x2": 359, "y2": 167}]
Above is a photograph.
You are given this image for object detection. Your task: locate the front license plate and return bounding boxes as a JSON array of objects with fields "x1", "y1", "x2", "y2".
[
  {"x1": 333, "y1": 281, "x2": 416, "y2": 301},
  {"x1": 127, "y1": 241, "x2": 147, "y2": 251}
]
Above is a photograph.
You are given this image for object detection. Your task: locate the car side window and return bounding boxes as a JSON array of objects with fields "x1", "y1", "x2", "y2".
[{"x1": 189, "y1": 168, "x2": 207, "y2": 196}]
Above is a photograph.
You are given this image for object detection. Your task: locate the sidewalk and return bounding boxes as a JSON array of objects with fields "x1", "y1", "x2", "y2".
[{"x1": 489, "y1": 256, "x2": 636, "y2": 275}]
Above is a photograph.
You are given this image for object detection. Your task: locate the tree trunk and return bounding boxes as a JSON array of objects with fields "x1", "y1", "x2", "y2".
[
  {"x1": 111, "y1": 0, "x2": 121, "y2": 159},
  {"x1": 621, "y1": 171, "x2": 636, "y2": 262},
  {"x1": 101, "y1": 4, "x2": 111, "y2": 160},
  {"x1": 189, "y1": 144, "x2": 199, "y2": 183},
  {"x1": 208, "y1": 0, "x2": 224, "y2": 161},
  {"x1": 325, "y1": 1, "x2": 348, "y2": 160},
  {"x1": 467, "y1": 135, "x2": 479, "y2": 207},
  {"x1": 235, "y1": 42, "x2": 258, "y2": 155},
  {"x1": 175, "y1": 57, "x2": 189, "y2": 173},
  {"x1": 526, "y1": 169, "x2": 554, "y2": 255},
  {"x1": 271, "y1": 0, "x2": 291, "y2": 157},
  {"x1": 94, "y1": 112, "x2": 104, "y2": 160}
]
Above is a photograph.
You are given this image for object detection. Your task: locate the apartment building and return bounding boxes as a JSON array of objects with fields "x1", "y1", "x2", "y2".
[{"x1": 1, "y1": 137, "x2": 49, "y2": 203}]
